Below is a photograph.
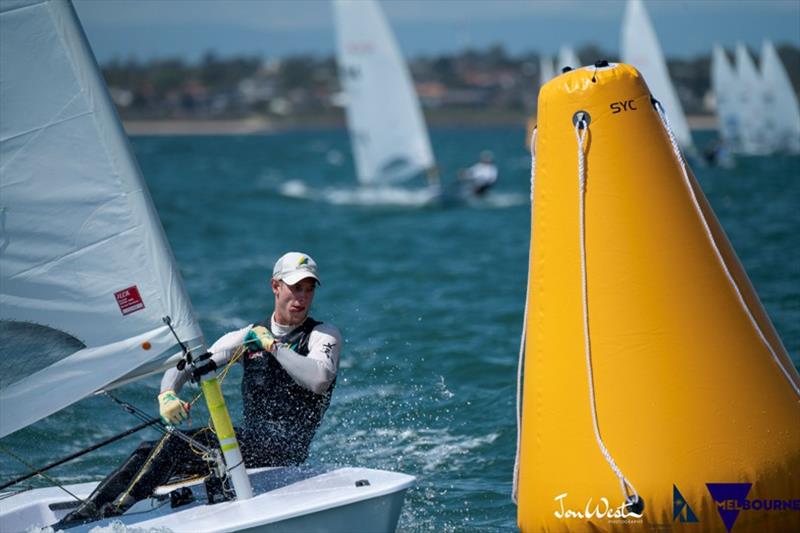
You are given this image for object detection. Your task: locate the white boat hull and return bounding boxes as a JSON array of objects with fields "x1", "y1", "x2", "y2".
[{"x1": 0, "y1": 466, "x2": 414, "y2": 533}]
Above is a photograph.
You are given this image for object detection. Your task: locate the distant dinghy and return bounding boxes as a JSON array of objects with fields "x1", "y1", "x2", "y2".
[
  {"x1": 541, "y1": 45, "x2": 582, "y2": 85},
  {"x1": 735, "y1": 42, "x2": 772, "y2": 155},
  {"x1": 514, "y1": 62, "x2": 800, "y2": 532},
  {"x1": 621, "y1": 0, "x2": 694, "y2": 153},
  {"x1": 333, "y1": 0, "x2": 436, "y2": 187},
  {"x1": 711, "y1": 44, "x2": 743, "y2": 152},
  {"x1": 760, "y1": 40, "x2": 800, "y2": 154}
]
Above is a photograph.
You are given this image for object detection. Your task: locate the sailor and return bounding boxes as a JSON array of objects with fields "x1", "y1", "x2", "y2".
[
  {"x1": 458, "y1": 150, "x2": 498, "y2": 196},
  {"x1": 60, "y1": 251, "x2": 341, "y2": 523}
]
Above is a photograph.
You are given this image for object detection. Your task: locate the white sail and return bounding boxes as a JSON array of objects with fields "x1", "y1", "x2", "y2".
[
  {"x1": 735, "y1": 42, "x2": 771, "y2": 155},
  {"x1": 711, "y1": 44, "x2": 743, "y2": 151},
  {"x1": 540, "y1": 46, "x2": 579, "y2": 85},
  {"x1": 621, "y1": 0, "x2": 694, "y2": 151},
  {"x1": 0, "y1": 0, "x2": 204, "y2": 437},
  {"x1": 557, "y1": 46, "x2": 581, "y2": 72},
  {"x1": 760, "y1": 40, "x2": 800, "y2": 153},
  {"x1": 540, "y1": 55, "x2": 555, "y2": 87},
  {"x1": 333, "y1": 0, "x2": 435, "y2": 185}
]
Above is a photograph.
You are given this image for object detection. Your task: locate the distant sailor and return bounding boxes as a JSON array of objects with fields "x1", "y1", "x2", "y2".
[
  {"x1": 60, "y1": 252, "x2": 341, "y2": 524},
  {"x1": 459, "y1": 150, "x2": 498, "y2": 196}
]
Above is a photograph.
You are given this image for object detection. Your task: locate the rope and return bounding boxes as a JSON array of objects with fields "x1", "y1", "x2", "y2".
[
  {"x1": 0, "y1": 445, "x2": 86, "y2": 504},
  {"x1": 114, "y1": 432, "x2": 172, "y2": 511},
  {"x1": 187, "y1": 344, "x2": 248, "y2": 409},
  {"x1": 654, "y1": 101, "x2": 800, "y2": 398},
  {"x1": 512, "y1": 127, "x2": 537, "y2": 504},
  {"x1": 574, "y1": 118, "x2": 640, "y2": 506},
  {"x1": 0, "y1": 418, "x2": 159, "y2": 492}
]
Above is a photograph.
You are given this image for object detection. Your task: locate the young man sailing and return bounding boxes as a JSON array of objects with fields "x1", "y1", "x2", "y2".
[{"x1": 61, "y1": 252, "x2": 342, "y2": 524}]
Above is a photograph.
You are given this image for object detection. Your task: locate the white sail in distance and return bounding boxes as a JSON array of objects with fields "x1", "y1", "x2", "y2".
[
  {"x1": 540, "y1": 46, "x2": 579, "y2": 86},
  {"x1": 711, "y1": 44, "x2": 743, "y2": 151},
  {"x1": 540, "y1": 56, "x2": 555, "y2": 87},
  {"x1": 760, "y1": 40, "x2": 800, "y2": 154},
  {"x1": 735, "y1": 43, "x2": 770, "y2": 155},
  {"x1": 621, "y1": 0, "x2": 694, "y2": 151},
  {"x1": 333, "y1": 0, "x2": 435, "y2": 186},
  {"x1": 557, "y1": 46, "x2": 581, "y2": 72},
  {"x1": 0, "y1": 0, "x2": 205, "y2": 437}
]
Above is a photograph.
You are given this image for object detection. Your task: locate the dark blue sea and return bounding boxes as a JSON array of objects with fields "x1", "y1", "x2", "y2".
[{"x1": 1, "y1": 127, "x2": 798, "y2": 532}]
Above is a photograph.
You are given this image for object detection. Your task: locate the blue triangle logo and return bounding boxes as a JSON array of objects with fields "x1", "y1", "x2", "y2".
[
  {"x1": 673, "y1": 485, "x2": 699, "y2": 523},
  {"x1": 706, "y1": 483, "x2": 752, "y2": 532}
]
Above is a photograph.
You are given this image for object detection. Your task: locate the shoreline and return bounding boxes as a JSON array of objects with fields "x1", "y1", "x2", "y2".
[{"x1": 122, "y1": 113, "x2": 718, "y2": 136}]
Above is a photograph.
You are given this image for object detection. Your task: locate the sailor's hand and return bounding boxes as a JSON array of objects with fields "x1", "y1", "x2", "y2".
[
  {"x1": 244, "y1": 326, "x2": 276, "y2": 353},
  {"x1": 158, "y1": 390, "x2": 189, "y2": 425}
]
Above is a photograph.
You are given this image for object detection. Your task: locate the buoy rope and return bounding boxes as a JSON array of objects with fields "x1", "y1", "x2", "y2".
[
  {"x1": 512, "y1": 127, "x2": 538, "y2": 504},
  {"x1": 654, "y1": 102, "x2": 800, "y2": 398},
  {"x1": 574, "y1": 118, "x2": 641, "y2": 506}
]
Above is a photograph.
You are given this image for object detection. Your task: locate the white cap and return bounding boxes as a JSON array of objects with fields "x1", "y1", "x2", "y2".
[{"x1": 272, "y1": 252, "x2": 320, "y2": 285}]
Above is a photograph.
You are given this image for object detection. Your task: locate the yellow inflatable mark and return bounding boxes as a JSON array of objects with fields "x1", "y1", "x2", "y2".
[{"x1": 517, "y1": 63, "x2": 800, "y2": 532}]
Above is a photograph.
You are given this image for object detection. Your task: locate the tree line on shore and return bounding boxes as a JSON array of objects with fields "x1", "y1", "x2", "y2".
[{"x1": 101, "y1": 43, "x2": 800, "y2": 124}]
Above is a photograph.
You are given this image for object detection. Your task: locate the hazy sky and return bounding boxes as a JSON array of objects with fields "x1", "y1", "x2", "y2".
[{"x1": 72, "y1": 0, "x2": 800, "y2": 63}]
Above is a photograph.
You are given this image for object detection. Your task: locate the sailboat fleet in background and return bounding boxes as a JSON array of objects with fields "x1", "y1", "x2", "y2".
[
  {"x1": 711, "y1": 40, "x2": 800, "y2": 156},
  {"x1": 536, "y1": 0, "x2": 800, "y2": 162},
  {"x1": 621, "y1": 0, "x2": 799, "y2": 159}
]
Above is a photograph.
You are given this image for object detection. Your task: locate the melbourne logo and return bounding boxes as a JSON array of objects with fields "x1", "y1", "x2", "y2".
[
  {"x1": 706, "y1": 482, "x2": 800, "y2": 532},
  {"x1": 673, "y1": 485, "x2": 698, "y2": 523}
]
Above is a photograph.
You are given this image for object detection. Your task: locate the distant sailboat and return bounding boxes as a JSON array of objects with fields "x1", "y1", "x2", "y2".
[
  {"x1": 539, "y1": 55, "x2": 555, "y2": 87},
  {"x1": 539, "y1": 46, "x2": 580, "y2": 86},
  {"x1": 735, "y1": 42, "x2": 771, "y2": 155},
  {"x1": 760, "y1": 40, "x2": 800, "y2": 154},
  {"x1": 621, "y1": 0, "x2": 694, "y2": 152},
  {"x1": 533, "y1": 46, "x2": 581, "y2": 150},
  {"x1": 711, "y1": 44, "x2": 743, "y2": 153},
  {"x1": 557, "y1": 45, "x2": 581, "y2": 72},
  {"x1": 333, "y1": 0, "x2": 436, "y2": 188}
]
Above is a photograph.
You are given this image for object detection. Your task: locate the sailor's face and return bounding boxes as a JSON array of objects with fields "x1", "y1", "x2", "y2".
[{"x1": 272, "y1": 278, "x2": 316, "y2": 325}]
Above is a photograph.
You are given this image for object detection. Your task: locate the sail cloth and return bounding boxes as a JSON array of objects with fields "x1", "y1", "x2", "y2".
[
  {"x1": 539, "y1": 56, "x2": 555, "y2": 88},
  {"x1": 735, "y1": 43, "x2": 771, "y2": 155},
  {"x1": 516, "y1": 63, "x2": 800, "y2": 531},
  {"x1": 557, "y1": 46, "x2": 580, "y2": 73},
  {"x1": 0, "y1": 0, "x2": 204, "y2": 438},
  {"x1": 621, "y1": 0, "x2": 694, "y2": 152},
  {"x1": 760, "y1": 40, "x2": 800, "y2": 154},
  {"x1": 333, "y1": 0, "x2": 434, "y2": 185},
  {"x1": 541, "y1": 46, "x2": 581, "y2": 86},
  {"x1": 711, "y1": 44, "x2": 742, "y2": 151}
]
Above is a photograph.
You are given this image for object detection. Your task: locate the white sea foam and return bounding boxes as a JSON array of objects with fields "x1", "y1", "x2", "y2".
[
  {"x1": 278, "y1": 179, "x2": 312, "y2": 199},
  {"x1": 88, "y1": 521, "x2": 173, "y2": 533},
  {"x1": 27, "y1": 522, "x2": 173, "y2": 533},
  {"x1": 278, "y1": 179, "x2": 525, "y2": 208},
  {"x1": 279, "y1": 180, "x2": 440, "y2": 207}
]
